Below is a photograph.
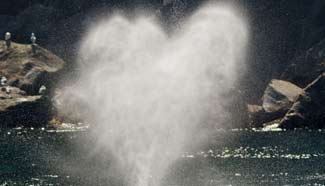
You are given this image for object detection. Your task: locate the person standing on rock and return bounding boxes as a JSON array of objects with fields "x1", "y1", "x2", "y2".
[
  {"x1": 38, "y1": 85, "x2": 47, "y2": 95},
  {"x1": 31, "y1": 33, "x2": 37, "y2": 54},
  {"x1": 0, "y1": 76, "x2": 7, "y2": 86},
  {"x1": 5, "y1": 32, "x2": 11, "y2": 49},
  {"x1": 5, "y1": 86, "x2": 11, "y2": 94}
]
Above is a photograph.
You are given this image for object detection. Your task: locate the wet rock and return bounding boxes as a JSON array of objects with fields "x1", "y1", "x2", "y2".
[
  {"x1": 280, "y1": 73, "x2": 325, "y2": 129},
  {"x1": 247, "y1": 104, "x2": 266, "y2": 126},
  {"x1": 247, "y1": 104, "x2": 289, "y2": 128},
  {"x1": 0, "y1": 41, "x2": 65, "y2": 95},
  {"x1": 0, "y1": 86, "x2": 50, "y2": 127},
  {"x1": 261, "y1": 122, "x2": 282, "y2": 132},
  {"x1": 247, "y1": 79, "x2": 303, "y2": 127}
]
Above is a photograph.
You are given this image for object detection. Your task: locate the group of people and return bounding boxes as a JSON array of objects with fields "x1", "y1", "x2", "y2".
[
  {"x1": 4, "y1": 32, "x2": 37, "y2": 52},
  {"x1": 0, "y1": 76, "x2": 11, "y2": 96},
  {"x1": 1, "y1": 32, "x2": 46, "y2": 97},
  {"x1": 0, "y1": 76, "x2": 47, "y2": 96}
]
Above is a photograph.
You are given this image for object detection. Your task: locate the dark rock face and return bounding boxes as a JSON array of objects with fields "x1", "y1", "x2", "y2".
[
  {"x1": 8, "y1": 4, "x2": 60, "y2": 43},
  {"x1": 248, "y1": 79, "x2": 303, "y2": 127},
  {"x1": 280, "y1": 73, "x2": 325, "y2": 129},
  {"x1": 0, "y1": 86, "x2": 50, "y2": 127},
  {"x1": 247, "y1": 104, "x2": 265, "y2": 127},
  {"x1": 281, "y1": 39, "x2": 325, "y2": 87},
  {"x1": 18, "y1": 67, "x2": 48, "y2": 94},
  {"x1": 0, "y1": 41, "x2": 65, "y2": 127}
]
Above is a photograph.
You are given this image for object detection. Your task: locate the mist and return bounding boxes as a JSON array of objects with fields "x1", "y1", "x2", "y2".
[{"x1": 58, "y1": 3, "x2": 249, "y2": 186}]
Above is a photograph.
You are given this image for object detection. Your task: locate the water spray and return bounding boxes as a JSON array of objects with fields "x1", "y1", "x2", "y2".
[{"x1": 59, "y1": 3, "x2": 249, "y2": 186}]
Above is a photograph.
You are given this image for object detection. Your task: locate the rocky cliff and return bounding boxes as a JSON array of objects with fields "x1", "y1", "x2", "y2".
[{"x1": 0, "y1": 41, "x2": 65, "y2": 127}]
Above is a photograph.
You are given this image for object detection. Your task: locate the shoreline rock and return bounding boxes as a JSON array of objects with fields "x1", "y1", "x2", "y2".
[
  {"x1": 280, "y1": 73, "x2": 325, "y2": 129},
  {"x1": 0, "y1": 41, "x2": 65, "y2": 127},
  {"x1": 248, "y1": 79, "x2": 303, "y2": 127},
  {"x1": 0, "y1": 87, "x2": 50, "y2": 127}
]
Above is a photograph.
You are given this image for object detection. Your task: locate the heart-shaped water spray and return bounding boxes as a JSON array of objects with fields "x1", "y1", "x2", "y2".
[{"x1": 60, "y1": 3, "x2": 248, "y2": 186}]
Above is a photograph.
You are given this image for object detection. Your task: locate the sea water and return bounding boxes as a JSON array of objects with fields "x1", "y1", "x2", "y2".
[{"x1": 1, "y1": 128, "x2": 325, "y2": 186}]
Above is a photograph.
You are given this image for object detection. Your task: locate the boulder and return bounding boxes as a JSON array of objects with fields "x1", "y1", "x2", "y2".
[
  {"x1": 0, "y1": 41, "x2": 65, "y2": 95},
  {"x1": 262, "y1": 79, "x2": 303, "y2": 113},
  {"x1": 247, "y1": 79, "x2": 303, "y2": 127},
  {"x1": 280, "y1": 73, "x2": 325, "y2": 129},
  {"x1": 0, "y1": 86, "x2": 50, "y2": 127}
]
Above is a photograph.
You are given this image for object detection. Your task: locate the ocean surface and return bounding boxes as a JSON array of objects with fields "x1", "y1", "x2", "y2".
[{"x1": 1, "y1": 127, "x2": 325, "y2": 186}]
